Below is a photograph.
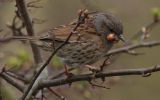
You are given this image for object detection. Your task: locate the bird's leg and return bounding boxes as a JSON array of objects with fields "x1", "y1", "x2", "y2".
[
  {"x1": 64, "y1": 65, "x2": 74, "y2": 78},
  {"x1": 85, "y1": 65, "x2": 100, "y2": 82},
  {"x1": 100, "y1": 55, "x2": 112, "y2": 72}
]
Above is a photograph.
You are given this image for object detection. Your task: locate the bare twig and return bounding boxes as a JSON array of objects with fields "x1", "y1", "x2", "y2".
[
  {"x1": 27, "y1": 0, "x2": 43, "y2": 8},
  {"x1": 6, "y1": 15, "x2": 26, "y2": 42},
  {"x1": 129, "y1": 20, "x2": 159, "y2": 40},
  {"x1": 106, "y1": 40, "x2": 160, "y2": 56},
  {"x1": 38, "y1": 65, "x2": 160, "y2": 89},
  {"x1": 5, "y1": 71, "x2": 28, "y2": 84},
  {"x1": 89, "y1": 81, "x2": 110, "y2": 89},
  {"x1": 0, "y1": 72, "x2": 24, "y2": 92}
]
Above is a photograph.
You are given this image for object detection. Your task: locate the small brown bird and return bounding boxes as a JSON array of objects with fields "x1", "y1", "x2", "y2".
[
  {"x1": 11, "y1": 11, "x2": 124, "y2": 71},
  {"x1": 39, "y1": 11, "x2": 124, "y2": 68}
]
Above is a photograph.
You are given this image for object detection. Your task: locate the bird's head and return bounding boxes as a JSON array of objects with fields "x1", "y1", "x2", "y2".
[{"x1": 93, "y1": 12, "x2": 127, "y2": 46}]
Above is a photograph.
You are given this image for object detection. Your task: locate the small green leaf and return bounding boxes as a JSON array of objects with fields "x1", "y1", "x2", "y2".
[
  {"x1": 51, "y1": 56, "x2": 63, "y2": 68},
  {"x1": 6, "y1": 56, "x2": 22, "y2": 69},
  {"x1": 17, "y1": 49, "x2": 29, "y2": 63},
  {"x1": 152, "y1": 7, "x2": 160, "y2": 16}
]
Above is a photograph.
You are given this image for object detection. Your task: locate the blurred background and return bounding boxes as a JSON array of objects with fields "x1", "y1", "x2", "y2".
[{"x1": 0, "y1": 0, "x2": 160, "y2": 100}]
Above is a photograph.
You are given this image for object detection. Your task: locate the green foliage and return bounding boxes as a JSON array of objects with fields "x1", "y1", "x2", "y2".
[
  {"x1": 51, "y1": 56, "x2": 63, "y2": 68},
  {"x1": 152, "y1": 7, "x2": 160, "y2": 17},
  {"x1": 17, "y1": 49, "x2": 29, "y2": 62},
  {"x1": 6, "y1": 56, "x2": 22, "y2": 69},
  {"x1": 0, "y1": 85, "x2": 12, "y2": 100},
  {"x1": 6, "y1": 49, "x2": 29, "y2": 70}
]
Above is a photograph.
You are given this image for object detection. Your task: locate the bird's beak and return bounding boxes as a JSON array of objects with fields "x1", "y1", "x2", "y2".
[{"x1": 119, "y1": 34, "x2": 127, "y2": 45}]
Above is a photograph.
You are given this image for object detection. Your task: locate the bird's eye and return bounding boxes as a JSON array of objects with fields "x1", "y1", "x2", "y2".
[{"x1": 106, "y1": 33, "x2": 118, "y2": 42}]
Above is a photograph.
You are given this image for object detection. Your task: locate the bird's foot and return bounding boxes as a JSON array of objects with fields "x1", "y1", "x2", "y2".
[
  {"x1": 85, "y1": 65, "x2": 100, "y2": 73},
  {"x1": 85, "y1": 65, "x2": 101, "y2": 82},
  {"x1": 64, "y1": 65, "x2": 74, "y2": 79}
]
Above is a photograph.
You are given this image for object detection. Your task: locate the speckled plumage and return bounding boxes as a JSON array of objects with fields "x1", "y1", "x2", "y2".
[
  {"x1": 57, "y1": 40, "x2": 107, "y2": 67},
  {"x1": 36, "y1": 12, "x2": 123, "y2": 67}
]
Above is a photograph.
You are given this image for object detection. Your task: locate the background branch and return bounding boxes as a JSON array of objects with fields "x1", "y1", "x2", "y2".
[
  {"x1": 0, "y1": 72, "x2": 24, "y2": 92},
  {"x1": 15, "y1": 0, "x2": 43, "y2": 64}
]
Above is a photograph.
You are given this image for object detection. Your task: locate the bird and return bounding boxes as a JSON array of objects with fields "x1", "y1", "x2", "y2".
[
  {"x1": 10, "y1": 10, "x2": 125, "y2": 74},
  {"x1": 39, "y1": 11, "x2": 124, "y2": 72}
]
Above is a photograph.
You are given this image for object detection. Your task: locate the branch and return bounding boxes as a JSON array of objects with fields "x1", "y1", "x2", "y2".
[
  {"x1": 38, "y1": 65, "x2": 160, "y2": 89},
  {"x1": 0, "y1": 72, "x2": 24, "y2": 92},
  {"x1": 106, "y1": 40, "x2": 160, "y2": 56},
  {"x1": 15, "y1": 0, "x2": 43, "y2": 64},
  {"x1": 129, "y1": 17, "x2": 160, "y2": 40},
  {"x1": 15, "y1": 0, "x2": 45, "y2": 99},
  {"x1": 5, "y1": 71, "x2": 29, "y2": 84}
]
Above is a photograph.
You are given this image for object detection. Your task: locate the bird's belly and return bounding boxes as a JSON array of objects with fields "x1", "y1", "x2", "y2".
[{"x1": 57, "y1": 42, "x2": 103, "y2": 67}]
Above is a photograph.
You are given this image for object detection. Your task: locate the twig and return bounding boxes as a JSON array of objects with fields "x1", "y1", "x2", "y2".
[
  {"x1": 0, "y1": 72, "x2": 24, "y2": 92},
  {"x1": 38, "y1": 65, "x2": 160, "y2": 89},
  {"x1": 106, "y1": 40, "x2": 160, "y2": 56},
  {"x1": 5, "y1": 71, "x2": 29, "y2": 84},
  {"x1": 129, "y1": 20, "x2": 159, "y2": 40},
  {"x1": 88, "y1": 81, "x2": 110, "y2": 89}
]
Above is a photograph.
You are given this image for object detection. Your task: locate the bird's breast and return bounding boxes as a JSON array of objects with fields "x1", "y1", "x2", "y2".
[{"x1": 56, "y1": 41, "x2": 105, "y2": 67}]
